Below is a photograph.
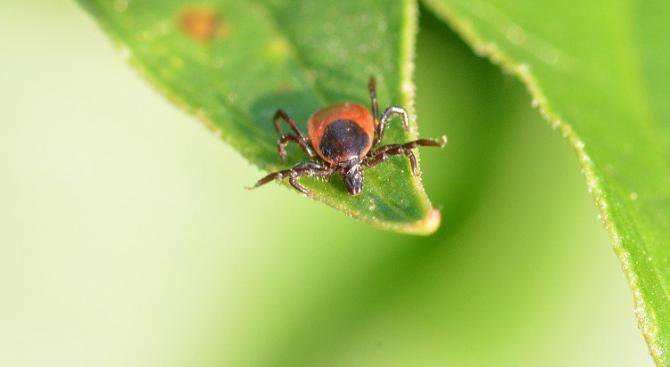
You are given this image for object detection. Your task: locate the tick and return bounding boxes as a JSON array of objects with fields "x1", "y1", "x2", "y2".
[{"x1": 250, "y1": 77, "x2": 447, "y2": 196}]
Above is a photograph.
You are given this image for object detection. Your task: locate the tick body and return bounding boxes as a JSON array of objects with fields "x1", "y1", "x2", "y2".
[
  {"x1": 250, "y1": 77, "x2": 447, "y2": 196},
  {"x1": 308, "y1": 103, "x2": 375, "y2": 164}
]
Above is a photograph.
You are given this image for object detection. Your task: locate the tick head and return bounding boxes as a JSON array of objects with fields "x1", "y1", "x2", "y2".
[{"x1": 343, "y1": 160, "x2": 364, "y2": 196}]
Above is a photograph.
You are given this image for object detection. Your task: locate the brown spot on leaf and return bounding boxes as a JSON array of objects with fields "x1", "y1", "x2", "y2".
[
  {"x1": 179, "y1": 6, "x2": 229, "y2": 42},
  {"x1": 276, "y1": 82, "x2": 293, "y2": 92}
]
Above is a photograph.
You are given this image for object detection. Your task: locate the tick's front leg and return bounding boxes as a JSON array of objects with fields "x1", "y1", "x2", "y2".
[
  {"x1": 373, "y1": 106, "x2": 410, "y2": 147},
  {"x1": 248, "y1": 161, "x2": 335, "y2": 195}
]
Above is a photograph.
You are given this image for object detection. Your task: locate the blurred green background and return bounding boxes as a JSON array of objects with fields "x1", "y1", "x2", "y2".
[{"x1": 0, "y1": 1, "x2": 652, "y2": 366}]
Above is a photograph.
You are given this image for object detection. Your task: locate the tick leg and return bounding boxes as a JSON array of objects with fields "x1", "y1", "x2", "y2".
[
  {"x1": 369, "y1": 77, "x2": 379, "y2": 122},
  {"x1": 249, "y1": 161, "x2": 335, "y2": 195},
  {"x1": 278, "y1": 134, "x2": 314, "y2": 162},
  {"x1": 368, "y1": 78, "x2": 409, "y2": 147},
  {"x1": 365, "y1": 137, "x2": 447, "y2": 176},
  {"x1": 273, "y1": 109, "x2": 315, "y2": 161},
  {"x1": 373, "y1": 106, "x2": 410, "y2": 147}
]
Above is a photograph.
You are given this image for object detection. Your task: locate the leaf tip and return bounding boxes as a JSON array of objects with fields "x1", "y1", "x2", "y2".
[{"x1": 397, "y1": 208, "x2": 442, "y2": 236}]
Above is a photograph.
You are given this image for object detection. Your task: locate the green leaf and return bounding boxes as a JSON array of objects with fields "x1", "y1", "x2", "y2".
[
  {"x1": 422, "y1": 0, "x2": 670, "y2": 363},
  {"x1": 75, "y1": 0, "x2": 441, "y2": 235}
]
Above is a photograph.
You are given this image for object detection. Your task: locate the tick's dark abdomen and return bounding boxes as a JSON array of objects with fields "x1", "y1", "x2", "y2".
[{"x1": 319, "y1": 119, "x2": 370, "y2": 162}]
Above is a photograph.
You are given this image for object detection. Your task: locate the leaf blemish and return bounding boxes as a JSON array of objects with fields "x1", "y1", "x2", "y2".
[
  {"x1": 275, "y1": 81, "x2": 293, "y2": 92},
  {"x1": 179, "y1": 6, "x2": 230, "y2": 42},
  {"x1": 113, "y1": 0, "x2": 128, "y2": 12},
  {"x1": 265, "y1": 38, "x2": 291, "y2": 63}
]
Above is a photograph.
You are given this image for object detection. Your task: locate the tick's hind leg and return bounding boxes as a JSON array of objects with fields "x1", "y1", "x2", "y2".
[
  {"x1": 364, "y1": 137, "x2": 447, "y2": 176},
  {"x1": 273, "y1": 109, "x2": 315, "y2": 161},
  {"x1": 249, "y1": 162, "x2": 335, "y2": 195}
]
